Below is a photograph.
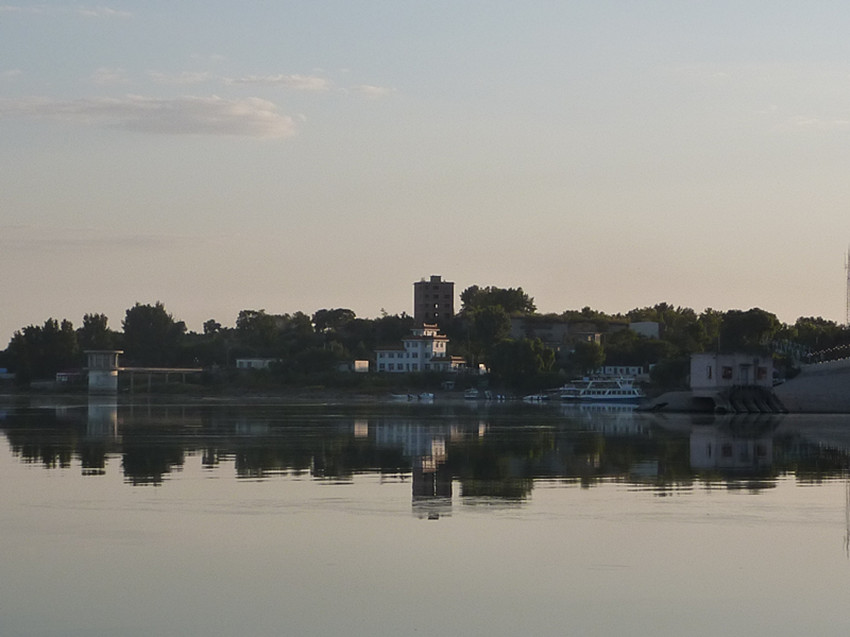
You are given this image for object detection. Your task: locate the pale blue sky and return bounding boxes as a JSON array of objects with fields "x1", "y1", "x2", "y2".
[{"x1": 3, "y1": 1, "x2": 850, "y2": 340}]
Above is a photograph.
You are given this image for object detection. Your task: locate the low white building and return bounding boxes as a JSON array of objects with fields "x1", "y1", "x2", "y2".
[
  {"x1": 375, "y1": 324, "x2": 464, "y2": 373},
  {"x1": 690, "y1": 353, "x2": 773, "y2": 394},
  {"x1": 236, "y1": 358, "x2": 278, "y2": 370},
  {"x1": 594, "y1": 365, "x2": 645, "y2": 378},
  {"x1": 338, "y1": 360, "x2": 370, "y2": 373}
]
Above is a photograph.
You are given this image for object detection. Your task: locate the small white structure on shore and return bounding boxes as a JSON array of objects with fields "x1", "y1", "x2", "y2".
[
  {"x1": 236, "y1": 358, "x2": 277, "y2": 370},
  {"x1": 85, "y1": 350, "x2": 123, "y2": 394},
  {"x1": 690, "y1": 353, "x2": 773, "y2": 394}
]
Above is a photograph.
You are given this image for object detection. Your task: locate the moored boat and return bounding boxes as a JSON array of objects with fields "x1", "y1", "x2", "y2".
[{"x1": 558, "y1": 377, "x2": 645, "y2": 402}]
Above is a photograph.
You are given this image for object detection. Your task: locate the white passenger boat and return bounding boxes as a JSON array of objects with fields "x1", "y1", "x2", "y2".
[{"x1": 558, "y1": 377, "x2": 645, "y2": 402}]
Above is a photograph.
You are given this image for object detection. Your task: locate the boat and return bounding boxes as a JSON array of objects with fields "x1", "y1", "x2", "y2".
[
  {"x1": 523, "y1": 393, "x2": 549, "y2": 402},
  {"x1": 464, "y1": 388, "x2": 480, "y2": 400},
  {"x1": 558, "y1": 377, "x2": 645, "y2": 402}
]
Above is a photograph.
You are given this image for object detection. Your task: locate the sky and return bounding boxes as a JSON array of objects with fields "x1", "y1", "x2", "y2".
[{"x1": 3, "y1": 1, "x2": 850, "y2": 341}]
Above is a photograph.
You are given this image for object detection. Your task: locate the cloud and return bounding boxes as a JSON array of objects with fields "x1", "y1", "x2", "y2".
[
  {"x1": 91, "y1": 67, "x2": 128, "y2": 85},
  {"x1": 0, "y1": 225, "x2": 208, "y2": 251},
  {"x1": 226, "y1": 74, "x2": 330, "y2": 91},
  {"x1": 148, "y1": 70, "x2": 215, "y2": 85},
  {"x1": 2, "y1": 69, "x2": 22, "y2": 79},
  {"x1": 349, "y1": 84, "x2": 395, "y2": 98},
  {"x1": 0, "y1": 95, "x2": 297, "y2": 138},
  {"x1": 190, "y1": 53, "x2": 226, "y2": 63},
  {"x1": 782, "y1": 115, "x2": 850, "y2": 132},
  {"x1": 1, "y1": 4, "x2": 131, "y2": 17},
  {"x1": 76, "y1": 6, "x2": 132, "y2": 18},
  {"x1": 0, "y1": 5, "x2": 44, "y2": 13}
]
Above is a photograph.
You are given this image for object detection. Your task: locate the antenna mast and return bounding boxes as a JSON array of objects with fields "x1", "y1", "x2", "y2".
[{"x1": 846, "y1": 247, "x2": 850, "y2": 326}]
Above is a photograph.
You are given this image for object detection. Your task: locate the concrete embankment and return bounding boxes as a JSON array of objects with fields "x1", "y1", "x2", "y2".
[
  {"x1": 773, "y1": 361, "x2": 850, "y2": 413},
  {"x1": 640, "y1": 385, "x2": 786, "y2": 414}
]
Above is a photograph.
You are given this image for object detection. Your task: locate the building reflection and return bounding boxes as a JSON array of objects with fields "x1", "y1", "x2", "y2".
[
  {"x1": 3, "y1": 402, "x2": 850, "y2": 502},
  {"x1": 652, "y1": 414, "x2": 781, "y2": 485},
  {"x1": 86, "y1": 397, "x2": 118, "y2": 439},
  {"x1": 373, "y1": 419, "x2": 465, "y2": 518},
  {"x1": 690, "y1": 423, "x2": 773, "y2": 473}
]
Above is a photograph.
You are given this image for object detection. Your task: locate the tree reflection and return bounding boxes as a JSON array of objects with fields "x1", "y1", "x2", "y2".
[{"x1": 3, "y1": 402, "x2": 850, "y2": 500}]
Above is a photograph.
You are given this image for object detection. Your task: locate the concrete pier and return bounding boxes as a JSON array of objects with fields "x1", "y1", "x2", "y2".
[{"x1": 85, "y1": 350, "x2": 123, "y2": 394}]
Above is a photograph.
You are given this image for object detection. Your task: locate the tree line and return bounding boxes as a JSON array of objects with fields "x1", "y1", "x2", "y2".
[{"x1": 2, "y1": 287, "x2": 849, "y2": 391}]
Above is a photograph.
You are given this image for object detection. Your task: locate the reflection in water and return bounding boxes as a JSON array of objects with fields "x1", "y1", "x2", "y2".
[
  {"x1": 5, "y1": 401, "x2": 850, "y2": 637},
  {"x1": 2, "y1": 400, "x2": 850, "y2": 506}
]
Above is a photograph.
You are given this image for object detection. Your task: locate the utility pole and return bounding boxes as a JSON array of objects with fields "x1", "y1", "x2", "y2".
[{"x1": 846, "y1": 247, "x2": 850, "y2": 326}]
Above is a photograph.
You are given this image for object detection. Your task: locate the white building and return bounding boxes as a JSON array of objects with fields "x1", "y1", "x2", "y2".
[
  {"x1": 338, "y1": 360, "x2": 370, "y2": 373},
  {"x1": 594, "y1": 365, "x2": 645, "y2": 378},
  {"x1": 375, "y1": 324, "x2": 464, "y2": 373},
  {"x1": 236, "y1": 358, "x2": 278, "y2": 370},
  {"x1": 690, "y1": 353, "x2": 773, "y2": 394}
]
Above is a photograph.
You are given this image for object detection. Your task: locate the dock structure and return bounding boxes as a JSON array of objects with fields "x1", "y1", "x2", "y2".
[
  {"x1": 85, "y1": 350, "x2": 123, "y2": 394},
  {"x1": 85, "y1": 349, "x2": 202, "y2": 394},
  {"x1": 122, "y1": 366, "x2": 203, "y2": 393}
]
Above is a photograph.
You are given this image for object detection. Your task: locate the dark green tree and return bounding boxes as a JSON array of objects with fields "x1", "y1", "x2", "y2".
[
  {"x1": 488, "y1": 338, "x2": 555, "y2": 389},
  {"x1": 793, "y1": 316, "x2": 849, "y2": 350},
  {"x1": 465, "y1": 305, "x2": 511, "y2": 366},
  {"x1": 719, "y1": 308, "x2": 780, "y2": 354},
  {"x1": 77, "y1": 313, "x2": 115, "y2": 350},
  {"x1": 698, "y1": 308, "x2": 723, "y2": 351},
  {"x1": 235, "y1": 309, "x2": 280, "y2": 351},
  {"x1": 6, "y1": 318, "x2": 79, "y2": 383},
  {"x1": 569, "y1": 340, "x2": 605, "y2": 375},
  {"x1": 122, "y1": 302, "x2": 186, "y2": 366},
  {"x1": 460, "y1": 285, "x2": 536, "y2": 315},
  {"x1": 313, "y1": 308, "x2": 356, "y2": 333},
  {"x1": 604, "y1": 329, "x2": 675, "y2": 367},
  {"x1": 203, "y1": 319, "x2": 222, "y2": 335}
]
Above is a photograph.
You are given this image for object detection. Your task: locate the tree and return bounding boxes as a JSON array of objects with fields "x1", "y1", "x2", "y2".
[
  {"x1": 77, "y1": 313, "x2": 115, "y2": 350},
  {"x1": 793, "y1": 316, "x2": 849, "y2": 350},
  {"x1": 313, "y1": 308, "x2": 356, "y2": 333},
  {"x1": 627, "y1": 303, "x2": 705, "y2": 354},
  {"x1": 719, "y1": 308, "x2": 780, "y2": 354},
  {"x1": 7, "y1": 318, "x2": 79, "y2": 383},
  {"x1": 604, "y1": 328, "x2": 674, "y2": 367},
  {"x1": 235, "y1": 309, "x2": 280, "y2": 351},
  {"x1": 460, "y1": 285, "x2": 536, "y2": 315},
  {"x1": 488, "y1": 338, "x2": 555, "y2": 389},
  {"x1": 203, "y1": 319, "x2": 222, "y2": 335},
  {"x1": 569, "y1": 340, "x2": 605, "y2": 375},
  {"x1": 698, "y1": 308, "x2": 723, "y2": 351},
  {"x1": 122, "y1": 302, "x2": 186, "y2": 366},
  {"x1": 466, "y1": 305, "x2": 511, "y2": 366}
]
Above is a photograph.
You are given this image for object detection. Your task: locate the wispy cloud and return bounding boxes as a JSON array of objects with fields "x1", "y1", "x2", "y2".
[
  {"x1": 190, "y1": 53, "x2": 226, "y2": 63},
  {"x1": 91, "y1": 67, "x2": 128, "y2": 85},
  {"x1": 0, "y1": 95, "x2": 297, "y2": 138},
  {"x1": 1, "y1": 4, "x2": 131, "y2": 17},
  {"x1": 2, "y1": 69, "x2": 23, "y2": 79},
  {"x1": 148, "y1": 70, "x2": 215, "y2": 85},
  {"x1": 349, "y1": 84, "x2": 395, "y2": 98},
  {"x1": 0, "y1": 225, "x2": 209, "y2": 250},
  {"x1": 782, "y1": 115, "x2": 850, "y2": 132},
  {"x1": 76, "y1": 6, "x2": 132, "y2": 18},
  {"x1": 0, "y1": 4, "x2": 44, "y2": 13},
  {"x1": 226, "y1": 73, "x2": 331, "y2": 91}
]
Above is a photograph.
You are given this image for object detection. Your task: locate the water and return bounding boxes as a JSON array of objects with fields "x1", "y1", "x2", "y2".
[{"x1": 2, "y1": 398, "x2": 850, "y2": 636}]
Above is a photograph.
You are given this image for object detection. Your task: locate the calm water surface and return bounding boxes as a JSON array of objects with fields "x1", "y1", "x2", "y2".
[{"x1": 2, "y1": 398, "x2": 850, "y2": 636}]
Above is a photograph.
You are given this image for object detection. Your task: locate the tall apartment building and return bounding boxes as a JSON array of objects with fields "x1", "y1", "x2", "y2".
[{"x1": 413, "y1": 275, "x2": 454, "y2": 327}]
